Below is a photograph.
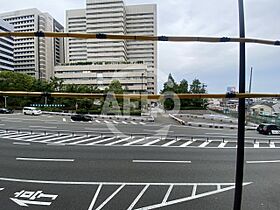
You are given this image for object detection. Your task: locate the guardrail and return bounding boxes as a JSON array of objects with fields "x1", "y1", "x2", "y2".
[
  {"x1": 1, "y1": 128, "x2": 279, "y2": 144},
  {"x1": 169, "y1": 114, "x2": 257, "y2": 130}
]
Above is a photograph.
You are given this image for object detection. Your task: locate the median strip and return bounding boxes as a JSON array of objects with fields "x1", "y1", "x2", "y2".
[
  {"x1": 16, "y1": 158, "x2": 74, "y2": 162},
  {"x1": 132, "y1": 160, "x2": 191, "y2": 164}
]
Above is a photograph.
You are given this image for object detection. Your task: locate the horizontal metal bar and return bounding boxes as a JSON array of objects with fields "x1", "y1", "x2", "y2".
[
  {"x1": 1, "y1": 91, "x2": 280, "y2": 99},
  {"x1": 0, "y1": 32, "x2": 279, "y2": 46}
]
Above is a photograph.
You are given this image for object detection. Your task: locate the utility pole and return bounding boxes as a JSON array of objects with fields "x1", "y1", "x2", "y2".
[
  {"x1": 3, "y1": 96, "x2": 8, "y2": 108},
  {"x1": 234, "y1": 0, "x2": 246, "y2": 209},
  {"x1": 249, "y1": 67, "x2": 253, "y2": 93}
]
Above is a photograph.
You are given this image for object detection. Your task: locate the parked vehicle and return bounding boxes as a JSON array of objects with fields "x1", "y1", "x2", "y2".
[
  {"x1": 23, "y1": 107, "x2": 42, "y2": 115},
  {"x1": 71, "y1": 114, "x2": 92, "y2": 122},
  {"x1": 260, "y1": 124, "x2": 280, "y2": 135},
  {"x1": 0, "y1": 108, "x2": 13, "y2": 114}
]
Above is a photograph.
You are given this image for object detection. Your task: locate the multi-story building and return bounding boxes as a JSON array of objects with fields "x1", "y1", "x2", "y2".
[
  {"x1": 65, "y1": 0, "x2": 157, "y2": 94},
  {"x1": 0, "y1": 8, "x2": 64, "y2": 80},
  {"x1": 54, "y1": 62, "x2": 147, "y2": 93},
  {"x1": 0, "y1": 18, "x2": 14, "y2": 71}
]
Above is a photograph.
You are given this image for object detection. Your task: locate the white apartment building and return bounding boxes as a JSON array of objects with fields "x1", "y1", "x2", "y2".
[
  {"x1": 0, "y1": 18, "x2": 14, "y2": 71},
  {"x1": 0, "y1": 9, "x2": 64, "y2": 80},
  {"x1": 54, "y1": 62, "x2": 147, "y2": 93},
  {"x1": 65, "y1": 0, "x2": 157, "y2": 94}
]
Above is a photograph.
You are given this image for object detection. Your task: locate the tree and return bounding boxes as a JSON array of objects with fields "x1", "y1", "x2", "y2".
[
  {"x1": 161, "y1": 73, "x2": 178, "y2": 93},
  {"x1": 189, "y1": 79, "x2": 207, "y2": 107},
  {"x1": 105, "y1": 80, "x2": 124, "y2": 94}
]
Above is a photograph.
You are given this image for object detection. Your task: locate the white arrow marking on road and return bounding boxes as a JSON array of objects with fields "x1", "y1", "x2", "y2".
[
  {"x1": 10, "y1": 198, "x2": 52, "y2": 207},
  {"x1": 133, "y1": 160, "x2": 191, "y2": 164},
  {"x1": 247, "y1": 160, "x2": 280, "y2": 164}
]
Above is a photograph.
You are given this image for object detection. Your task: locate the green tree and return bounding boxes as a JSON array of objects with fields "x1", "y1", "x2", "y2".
[
  {"x1": 189, "y1": 79, "x2": 207, "y2": 107},
  {"x1": 105, "y1": 80, "x2": 124, "y2": 94}
]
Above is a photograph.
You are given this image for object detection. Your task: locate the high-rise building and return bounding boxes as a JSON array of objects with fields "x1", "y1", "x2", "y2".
[
  {"x1": 0, "y1": 8, "x2": 64, "y2": 80},
  {"x1": 65, "y1": 0, "x2": 157, "y2": 94},
  {"x1": 0, "y1": 18, "x2": 14, "y2": 71}
]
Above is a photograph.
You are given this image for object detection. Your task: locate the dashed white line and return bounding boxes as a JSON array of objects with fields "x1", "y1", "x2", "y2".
[
  {"x1": 13, "y1": 142, "x2": 30, "y2": 146},
  {"x1": 132, "y1": 160, "x2": 191, "y2": 164},
  {"x1": 16, "y1": 158, "x2": 74, "y2": 162},
  {"x1": 246, "y1": 160, "x2": 280, "y2": 164}
]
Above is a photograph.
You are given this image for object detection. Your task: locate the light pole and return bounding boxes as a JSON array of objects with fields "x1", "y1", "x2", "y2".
[{"x1": 3, "y1": 96, "x2": 8, "y2": 108}]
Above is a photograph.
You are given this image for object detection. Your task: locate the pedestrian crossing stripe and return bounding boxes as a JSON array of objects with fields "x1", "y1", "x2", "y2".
[{"x1": 1, "y1": 132, "x2": 280, "y2": 149}]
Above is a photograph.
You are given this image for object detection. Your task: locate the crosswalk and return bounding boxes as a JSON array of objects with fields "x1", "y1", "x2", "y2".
[{"x1": 0, "y1": 131, "x2": 279, "y2": 149}]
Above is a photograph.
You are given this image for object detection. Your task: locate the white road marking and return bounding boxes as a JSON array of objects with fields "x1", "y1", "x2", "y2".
[
  {"x1": 22, "y1": 134, "x2": 57, "y2": 142},
  {"x1": 86, "y1": 136, "x2": 116, "y2": 145},
  {"x1": 104, "y1": 120, "x2": 111, "y2": 124},
  {"x1": 95, "y1": 184, "x2": 125, "y2": 210},
  {"x1": 139, "y1": 122, "x2": 146, "y2": 125},
  {"x1": 218, "y1": 141, "x2": 228, "y2": 148},
  {"x1": 2, "y1": 133, "x2": 29, "y2": 138},
  {"x1": 0, "y1": 124, "x2": 5, "y2": 126},
  {"x1": 270, "y1": 142, "x2": 276, "y2": 148},
  {"x1": 191, "y1": 184, "x2": 197, "y2": 196},
  {"x1": 39, "y1": 135, "x2": 71, "y2": 143},
  {"x1": 179, "y1": 140, "x2": 196, "y2": 147},
  {"x1": 143, "y1": 139, "x2": 161, "y2": 146},
  {"x1": 246, "y1": 160, "x2": 280, "y2": 164},
  {"x1": 122, "y1": 121, "x2": 128, "y2": 124},
  {"x1": 105, "y1": 136, "x2": 132, "y2": 146},
  {"x1": 135, "y1": 183, "x2": 252, "y2": 210},
  {"x1": 53, "y1": 135, "x2": 85, "y2": 144},
  {"x1": 123, "y1": 137, "x2": 147, "y2": 146},
  {"x1": 16, "y1": 158, "x2": 74, "y2": 162},
  {"x1": 14, "y1": 134, "x2": 45, "y2": 140},
  {"x1": 253, "y1": 142, "x2": 260, "y2": 148},
  {"x1": 10, "y1": 198, "x2": 52, "y2": 207},
  {"x1": 162, "y1": 140, "x2": 177, "y2": 147},
  {"x1": 113, "y1": 120, "x2": 119, "y2": 124},
  {"x1": 29, "y1": 126, "x2": 57, "y2": 129},
  {"x1": 198, "y1": 141, "x2": 212, "y2": 148},
  {"x1": 95, "y1": 120, "x2": 101, "y2": 123},
  {"x1": 88, "y1": 184, "x2": 102, "y2": 210},
  {"x1": 127, "y1": 185, "x2": 150, "y2": 210},
  {"x1": 133, "y1": 160, "x2": 191, "y2": 164},
  {"x1": 69, "y1": 136, "x2": 101, "y2": 145},
  {"x1": 131, "y1": 121, "x2": 137, "y2": 125},
  {"x1": 162, "y1": 185, "x2": 173, "y2": 203},
  {"x1": 63, "y1": 118, "x2": 66, "y2": 122},
  {"x1": 13, "y1": 142, "x2": 30, "y2": 146}
]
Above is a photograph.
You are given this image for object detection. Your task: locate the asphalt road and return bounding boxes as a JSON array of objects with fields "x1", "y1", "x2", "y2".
[{"x1": 0, "y1": 113, "x2": 280, "y2": 209}]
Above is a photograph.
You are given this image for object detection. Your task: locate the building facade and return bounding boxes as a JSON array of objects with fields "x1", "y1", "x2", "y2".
[
  {"x1": 65, "y1": 0, "x2": 157, "y2": 94},
  {"x1": 54, "y1": 62, "x2": 147, "y2": 93},
  {"x1": 0, "y1": 18, "x2": 14, "y2": 71},
  {"x1": 0, "y1": 9, "x2": 64, "y2": 80}
]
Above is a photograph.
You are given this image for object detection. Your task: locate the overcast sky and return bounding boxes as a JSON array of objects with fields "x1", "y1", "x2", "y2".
[{"x1": 1, "y1": 0, "x2": 279, "y2": 93}]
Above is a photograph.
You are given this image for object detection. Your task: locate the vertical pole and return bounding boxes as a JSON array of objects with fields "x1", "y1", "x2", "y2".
[
  {"x1": 4, "y1": 96, "x2": 7, "y2": 108},
  {"x1": 234, "y1": 0, "x2": 246, "y2": 210},
  {"x1": 249, "y1": 67, "x2": 253, "y2": 93}
]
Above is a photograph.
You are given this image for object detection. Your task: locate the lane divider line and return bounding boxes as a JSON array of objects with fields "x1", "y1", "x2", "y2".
[
  {"x1": 132, "y1": 160, "x2": 191, "y2": 164},
  {"x1": 16, "y1": 158, "x2": 74, "y2": 162}
]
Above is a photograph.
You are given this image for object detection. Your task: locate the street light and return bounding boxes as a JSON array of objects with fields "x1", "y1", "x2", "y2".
[{"x1": 3, "y1": 96, "x2": 8, "y2": 108}]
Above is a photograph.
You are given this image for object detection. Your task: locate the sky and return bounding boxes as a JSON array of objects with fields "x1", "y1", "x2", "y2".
[{"x1": 1, "y1": 0, "x2": 279, "y2": 93}]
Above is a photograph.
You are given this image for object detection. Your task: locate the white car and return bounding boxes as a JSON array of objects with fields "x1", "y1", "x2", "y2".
[{"x1": 23, "y1": 107, "x2": 42, "y2": 115}]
